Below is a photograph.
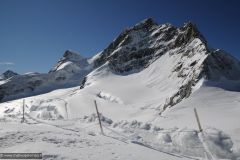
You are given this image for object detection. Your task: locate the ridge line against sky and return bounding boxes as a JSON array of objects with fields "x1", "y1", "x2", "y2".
[{"x1": 0, "y1": 0, "x2": 239, "y2": 74}]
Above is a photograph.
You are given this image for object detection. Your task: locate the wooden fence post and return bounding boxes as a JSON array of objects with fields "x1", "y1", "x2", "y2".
[
  {"x1": 194, "y1": 108, "x2": 203, "y2": 132},
  {"x1": 22, "y1": 99, "x2": 25, "y2": 123},
  {"x1": 94, "y1": 100, "x2": 104, "y2": 135}
]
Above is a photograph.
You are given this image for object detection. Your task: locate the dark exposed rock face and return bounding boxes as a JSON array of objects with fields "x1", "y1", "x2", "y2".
[
  {"x1": 1, "y1": 70, "x2": 18, "y2": 80},
  {"x1": 108, "y1": 48, "x2": 155, "y2": 73},
  {"x1": 175, "y1": 22, "x2": 206, "y2": 48},
  {"x1": 93, "y1": 19, "x2": 206, "y2": 74},
  {"x1": 162, "y1": 79, "x2": 196, "y2": 111},
  {"x1": 202, "y1": 49, "x2": 240, "y2": 81},
  {"x1": 80, "y1": 76, "x2": 87, "y2": 89},
  {"x1": 28, "y1": 80, "x2": 42, "y2": 89},
  {"x1": 93, "y1": 18, "x2": 159, "y2": 69},
  {"x1": 0, "y1": 86, "x2": 5, "y2": 100}
]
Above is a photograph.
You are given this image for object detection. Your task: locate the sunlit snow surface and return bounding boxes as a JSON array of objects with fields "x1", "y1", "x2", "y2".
[
  {"x1": 1, "y1": 52, "x2": 240, "y2": 159},
  {"x1": 0, "y1": 72, "x2": 240, "y2": 159}
]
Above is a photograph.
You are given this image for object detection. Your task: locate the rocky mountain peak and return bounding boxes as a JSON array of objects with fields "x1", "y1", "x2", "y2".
[
  {"x1": 87, "y1": 18, "x2": 240, "y2": 109},
  {"x1": 62, "y1": 50, "x2": 84, "y2": 62},
  {"x1": 132, "y1": 18, "x2": 158, "y2": 30},
  {"x1": 1, "y1": 70, "x2": 18, "y2": 79},
  {"x1": 93, "y1": 19, "x2": 209, "y2": 73},
  {"x1": 180, "y1": 21, "x2": 206, "y2": 44},
  {"x1": 49, "y1": 50, "x2": 87, "y2": 73}
]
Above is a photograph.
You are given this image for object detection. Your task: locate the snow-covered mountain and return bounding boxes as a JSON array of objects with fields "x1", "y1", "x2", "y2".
[
  {"x1": 0, "y1": 50, "x2": 91, "y2": 102},
  {"x1": 0, "y1": 18, "x2": 240, "y2": 160},
  {"x1": 2, "y1": 18, "x2": 239, "y2": 106},
  {"x1": 83, "y1": 18, "x2": 240, "y2": 110},
  {"x1": 49, "y1": 50, "x2": 89, "y2": 73}
]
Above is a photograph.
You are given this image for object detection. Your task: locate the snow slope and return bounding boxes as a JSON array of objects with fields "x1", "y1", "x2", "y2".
[{"x1": 0, "y1": 69, "x2": 240, "y2": 159}]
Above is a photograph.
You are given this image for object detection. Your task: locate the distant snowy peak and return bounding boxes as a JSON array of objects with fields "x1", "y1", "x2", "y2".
[
  {"x1": 0, "y1": 70, "x2": 18, "y2": 80},
  {"x1": 0, "y1": 50, "x2": 91, "y2": 102},
  {"x1": 49, "y1": 50, "x2": 89, "y2": 73}
]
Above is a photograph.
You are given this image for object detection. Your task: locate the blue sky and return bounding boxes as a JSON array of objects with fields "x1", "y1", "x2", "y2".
[{"x1": 0, "y1": 0, "x2": 239, "y2": 74}]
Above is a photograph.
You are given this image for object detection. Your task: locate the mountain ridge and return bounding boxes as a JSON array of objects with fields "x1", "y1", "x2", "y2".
[{"x1": 0, "y1": 18, "x2": 240, "y2": 105}]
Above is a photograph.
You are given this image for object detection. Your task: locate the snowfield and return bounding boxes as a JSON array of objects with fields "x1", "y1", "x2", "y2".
[{"x1": 0, "y1": 75, "x2": 240, "y2": 160}]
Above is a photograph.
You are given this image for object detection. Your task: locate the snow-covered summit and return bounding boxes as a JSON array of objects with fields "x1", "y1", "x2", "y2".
[
  {"x1": 93, "y1": 19, "x2": 207, "y2": 72},
  {"x1": 84, "y1": 18, "x2": 240, "y2": 109},
  {"x1": 49, "y1": 50, "x2": 88, "y2": 73}
]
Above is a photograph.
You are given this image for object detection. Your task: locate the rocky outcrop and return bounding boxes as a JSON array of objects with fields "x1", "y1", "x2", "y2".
[
  {"x1": 202, "y1": 49, "x2": 240, "y2": 81},
  {"x1": 0, "y1": 70, "x2": 18, "y2": 80},
  {"x1": 93, "y1": 18, "x2": 207, "y2": 74}
]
